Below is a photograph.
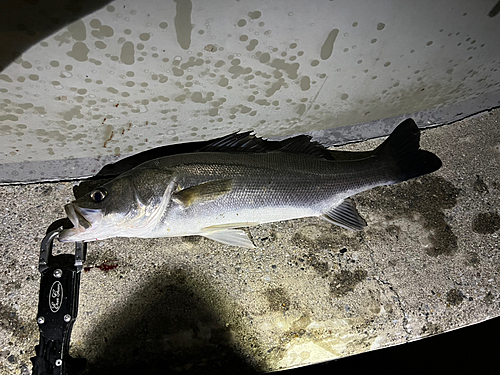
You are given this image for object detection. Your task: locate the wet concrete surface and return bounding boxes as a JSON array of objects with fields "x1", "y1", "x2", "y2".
[{"x1": 1, "y1": 109, "x2": 499, "y2": 374}]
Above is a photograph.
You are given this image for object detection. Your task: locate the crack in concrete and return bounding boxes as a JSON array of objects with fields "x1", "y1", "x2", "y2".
[
  {"x1": 385, "y1": 282, "x2": 411, "y2": 339},
  {"x1": 368, "y1": 249, "x2": 412, "y2": 340}
]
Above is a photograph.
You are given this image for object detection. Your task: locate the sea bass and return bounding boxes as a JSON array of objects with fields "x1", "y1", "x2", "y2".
[{"x1": 60, "y1": 119, "x2": 442, "y2": 248}]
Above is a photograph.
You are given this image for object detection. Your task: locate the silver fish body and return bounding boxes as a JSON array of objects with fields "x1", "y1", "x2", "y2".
[{"x1": 60, "y1": 119, "x2": 442, "y2": 248}]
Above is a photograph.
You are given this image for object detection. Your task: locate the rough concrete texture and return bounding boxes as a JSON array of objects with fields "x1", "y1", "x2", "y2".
[{"x1": 1, "y1": 109, "x2": 500, "y2": 374}]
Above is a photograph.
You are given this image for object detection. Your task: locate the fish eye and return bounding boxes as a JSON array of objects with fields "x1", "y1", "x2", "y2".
[{"x1": 90, "y1": 188, "x2": 107, "y2": 203}]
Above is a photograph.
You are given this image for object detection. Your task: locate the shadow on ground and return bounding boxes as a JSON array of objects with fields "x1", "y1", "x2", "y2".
[{"x1": 77, "y1": 265, "x2": 260, "y2": 374}]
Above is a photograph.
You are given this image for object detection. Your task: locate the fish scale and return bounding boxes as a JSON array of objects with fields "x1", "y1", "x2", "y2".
[{"x1": 139, "y1": 152, "x2": 390, "y2": 244}]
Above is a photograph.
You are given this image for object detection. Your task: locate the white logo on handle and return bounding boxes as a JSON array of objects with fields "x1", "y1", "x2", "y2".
[{"x1": 49, "y1": 281, "x2": 63, "y2": 313}]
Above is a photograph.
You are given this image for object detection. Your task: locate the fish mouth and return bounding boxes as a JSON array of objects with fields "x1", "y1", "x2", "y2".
[
  {"x1": 64, "y1": 203, "x2": 92, "y2": 230},
  {"x1": 60, "y1": 203, "x2": 103, "y2": 242}
]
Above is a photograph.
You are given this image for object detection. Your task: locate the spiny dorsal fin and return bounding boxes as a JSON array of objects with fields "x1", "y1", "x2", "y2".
[
  {"x1": 321, "y1": 198, "x2": 367, "y2": 231},
  {"x1": 173, "y1": 179, "x2": 233, "y2": 207},
  {"x1": 197, "y1": 131, "x2": 334, "y2": 160},
  {"x1": 197, "y1": 132, "x2": 267, "y2": 153}
]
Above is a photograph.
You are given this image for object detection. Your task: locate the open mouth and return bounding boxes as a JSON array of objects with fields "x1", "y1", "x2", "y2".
[
  {"x1": 64, "y1": 203, "x2": 93, "y2": 230},
  {"x1": 60, "y1": 204, "x2": 105, "y2": 242}
]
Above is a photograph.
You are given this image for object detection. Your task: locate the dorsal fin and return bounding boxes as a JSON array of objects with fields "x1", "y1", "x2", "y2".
[
  {"x1": 197, "y1": 132, "x2": 334, "y2": 160},
  {"x1": 196, "y1": 132, "x2": 267, "y2": 153},
  {"x1": 274, "y1": 135, "x2": 334, "y2": 160}
]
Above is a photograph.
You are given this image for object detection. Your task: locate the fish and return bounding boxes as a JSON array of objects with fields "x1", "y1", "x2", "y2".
[{"x1": 59, "y1": 118, "x2": 442, "y2": 248}]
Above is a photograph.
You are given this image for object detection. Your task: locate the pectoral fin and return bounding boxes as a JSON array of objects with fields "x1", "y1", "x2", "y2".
[
  {"x1": 202, "y1": 229, "x2": 256, "y2": 248},
  {"x1": 322, "y1": 198, "x2": 367, "y2": 231},
  {"x1": 173, "y1": 179, "x2": 233, "y2": 207}
]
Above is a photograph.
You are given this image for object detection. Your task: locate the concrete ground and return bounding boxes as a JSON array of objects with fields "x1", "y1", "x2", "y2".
[{"x1": 1, "y1": 109, "x2": 499, "y2": 374}]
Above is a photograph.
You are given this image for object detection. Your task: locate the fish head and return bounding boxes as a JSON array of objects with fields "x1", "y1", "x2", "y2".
[{"x1": 60, "y1": 167, "x2": 176, "y2": 242}]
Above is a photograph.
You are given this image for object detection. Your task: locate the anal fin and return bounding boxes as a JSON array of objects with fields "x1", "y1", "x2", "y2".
[
  {"x1": 203, "y1": 222, "x2": 259, "y2": 230},
  {"x1": 202, "y1": 229, "x2": 256, "y2": 248},
  {"x1": 322, "y1": 199, "x2": 367, "y2": 231}
]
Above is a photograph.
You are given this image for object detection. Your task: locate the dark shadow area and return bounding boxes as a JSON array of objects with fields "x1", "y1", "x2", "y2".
[
  {"x1": 77, "y1": 265, "x2": 260, "y2": 374},
  {"x1": 287, "y1": 317, "x2": 500, "y2": 373},
  {"x1": 68, "y1": 249, "x2": 499, "y2": 374},
  {"x1": 0, "y1": 0, "x2": 112, "y2": 71}
]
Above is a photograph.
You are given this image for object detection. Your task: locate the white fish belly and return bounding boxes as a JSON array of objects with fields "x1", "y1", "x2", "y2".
[{"x1": 152, "y1": 205, "x2": 320, "y2": 238}]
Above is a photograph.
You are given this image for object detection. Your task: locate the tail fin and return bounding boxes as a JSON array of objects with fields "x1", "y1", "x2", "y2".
[{"x1": 373, "y1": 119, "x2": 442, "y2": 182}]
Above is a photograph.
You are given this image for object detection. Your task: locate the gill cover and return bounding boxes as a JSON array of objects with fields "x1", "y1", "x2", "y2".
[{"x1": 60, "y1": 166, "x2": 176, "y2": 242}]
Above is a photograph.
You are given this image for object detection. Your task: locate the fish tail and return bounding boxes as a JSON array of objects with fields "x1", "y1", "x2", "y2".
[{"x1": 373, "y1": 119, "x2": 442, "y2": 183}]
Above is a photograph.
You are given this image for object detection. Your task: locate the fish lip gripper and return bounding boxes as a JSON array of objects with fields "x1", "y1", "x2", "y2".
[{"x1": 31, "y1": 227, "x2": 87, "y2": 375}]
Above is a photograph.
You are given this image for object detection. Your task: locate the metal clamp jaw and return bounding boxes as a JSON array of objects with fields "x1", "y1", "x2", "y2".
[{"x1": 31, "y1": 230, "x2": 87, "y2": 375}]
